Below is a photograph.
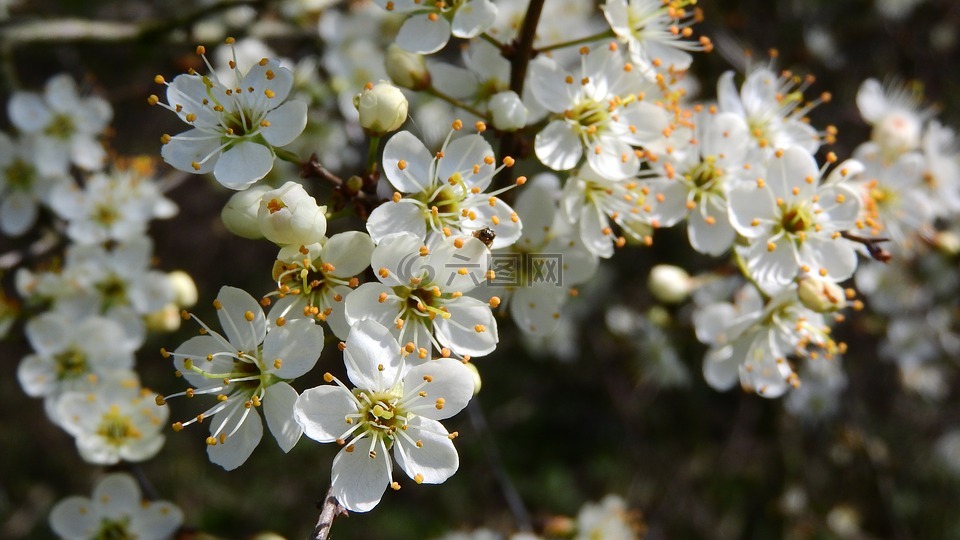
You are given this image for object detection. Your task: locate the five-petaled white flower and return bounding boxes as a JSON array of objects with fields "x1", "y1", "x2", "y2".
[
  {"x1": 643, "y1": 111, "x2": 751, "y2": 255},
  {"x1": 153, "y1": 42, "x2": 308, "y2": 190},
  {"x1": 267, "y1": 230, "x2": 375, "y2": 339},
  {"x1": 161, "y1": 286, "x2": 324, "y2": 470},
  {"x1": 345, "y1": 232, "x2": 497, "y2": 359},
  {"x1": 369, "y1": 125, "x2": 523, "y2": 250},
  {"x1": 294, "y1": 319, "x2": 475, "y2": 512},
  {"x1": 716, "y1": 67, "x2": 825, "y2": 157},
  {"x1": 375, "y1": 0, "x2": 498, "y2": 55},
  {"x1": 57, "y1": 376, "x2": 169, "y2": 465},
  {"x1": 49, "y1": 472, "x2": 183, "y2": 540},
  {"x1": 602, "y1": 0, "x2": 711, "y2": 76},
  {"x1": 7, "y1": 73, "x2": 112, "y2": 175},
  {"x1": 528, "y1": 44, "x2": 670, "y2": 180},
  {"x1": 727, "y1": 146, "x2": 862, "y2": 295}
]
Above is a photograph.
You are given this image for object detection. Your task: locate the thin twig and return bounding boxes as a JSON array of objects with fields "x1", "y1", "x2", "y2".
[
  {"x1": 0, "y1": 0, "x2": 262, "y2": 45},
  {"x1": 311, "y1": 486, "x2": 346, "y2": 540},
  {"x1": 467, "y1": 398, "x2": 533, "y2": 533},
  {"x1": 496, "y1": 0, "x2": 546, "y2": 185}
]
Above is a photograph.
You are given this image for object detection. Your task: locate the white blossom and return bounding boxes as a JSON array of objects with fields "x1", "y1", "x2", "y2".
[
  {"x1": 294, "y1": 319, "x2": 475, "y2": 512},
  {"x1": 154, "y1": 44, "x2": 308, "y2": 190},
  {"x1": 162, "y1": 286, "x2": 324, "y2": 470},
  {"x1": 49, "y1": 473, "x2": 183, "y2": 540}
]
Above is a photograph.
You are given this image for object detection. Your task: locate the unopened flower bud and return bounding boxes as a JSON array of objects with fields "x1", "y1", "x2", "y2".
[
  {"x1": 257, "y1": 181, "x2": 328, "y2": 247},
  {"x1": 462, "y1": 361, "x2": 482, "y2": 396},
  {"x1": 933, "y1": 230, "x2": 960, "y2": 256},
  {"x1": 648, "y1": 264, "x2": 692, "y2": 304},
  {"x1": 354, "y1": 82, "x2": 408, "y2": 135},
  {"x1": 872, "y1": 111, "x2": 921, "y2": 157},
  {"x1": 385, "y1": 44, "x2": 431, "y2": 90},
  {"x1": 146, "y1": 304, "x2": 183, "y2": 332},
  {"x1": 797, "y1": 275, "x2": 846, "y2": 312},
  {"x1": 489, "y1": 91, "x2": 528, "y2": 131},
  {"x1": 167, "y1": 270, "x2": 198, "y2": 308},
  {"x1": 221, "y1": 184, "x2": 271, "y2": 239}
]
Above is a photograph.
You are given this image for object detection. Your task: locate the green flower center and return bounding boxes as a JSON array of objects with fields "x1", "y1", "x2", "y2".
[
  {"x1": 96, "y1": 405, "x2": 141, "y2": 445},
  {"x1": 5, "y1": 159, "x2": 36, "y2": 192},
  {"x1": 779, "y1": 204, "x2": 814, "y2": 235},
  {"x1": 45, "y1": 113, "x2": 76, "y2": 140},
  {"x1": 54, "y1": 348, "x2": 87, "y2": 380},
  {"x1": 355, "y1": 389, "x2": 407, "y2": 445},
  {"x1": 565, "y1": 98, "x2": 611, "y2": 135},
  {"x1": 93, "y1": 517, "x2": 135, "y2": 540},
  {"x1": 686, "y1": 156, "x2": 723, "y2": 193}
]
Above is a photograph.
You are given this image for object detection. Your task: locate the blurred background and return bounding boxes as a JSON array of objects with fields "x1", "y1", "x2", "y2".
[{"x1": 2, "y1": 0, "x2": 960, "y2": 538}]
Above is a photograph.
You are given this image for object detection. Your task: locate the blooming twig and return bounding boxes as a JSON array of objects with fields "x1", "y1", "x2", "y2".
[{"x1": 311, "y1": 486, "x2": 347, "y2": 540}]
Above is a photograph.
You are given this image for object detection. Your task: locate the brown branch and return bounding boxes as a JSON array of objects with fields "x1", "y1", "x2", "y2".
[
  {"x1": 496, "y1": 0, "x2": 546, "y2": 185},
  {"x1": 310, "y1": 486, "x2": 347, "y2": 540},
  {"x1": 840, "y1": 231, "x2": 892, "y2": 263}
]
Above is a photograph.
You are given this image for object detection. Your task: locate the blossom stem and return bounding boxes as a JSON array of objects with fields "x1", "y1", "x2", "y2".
[
  {"x1": 479, "y1": 32, "x2": 506, "y2": 51},
  {"x1": 535, "y1": 29, "x2": 617, "y2": 53},
  {"x1": 311, "y1": 485, "x2": 346, "y2": 540},
  {"x1": 367, "y1": 135, "x2": 381, "y2": 177},
  {"x1": 424, "y1": 86, "x2": 488, "y2": 120},
  {"x1": 274, "y1": 147, "x2": 304, "y2": 165}
]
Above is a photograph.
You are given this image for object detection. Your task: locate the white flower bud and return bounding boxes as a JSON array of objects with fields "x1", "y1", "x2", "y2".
[
  {"x1": 257, "y1": 181, "x2": 327, "y2": 247},
  {"x1": 648, "y1": 264, "x2": 692, "y2": 304},
  {"x1": 167, "y1": 270, "x2": 198, "y2": 308},
  {"x1": 872, "y1": 111, "x2": 921, "y2": 156},
  {"x1": 221, "y1": 184, "x2": 271, "y2": 239},
  {"x1": 933, "y1": 230, "x2": 960, "y2": 255},
  {"x1": 462, "y1": 361, "x2": 482, "y2": 396},
  {"x1": 797, "y1": 275, "x2": 847, "y2": 313},
  {"x1": 489, "y1": 91, "x2": 528, "y2": 131},
  {"x1": 385, "y1": 44, "x2": 431, "y2": 90},
  {"x1": 145, "y1": 304, "x2": 183, "y2": 332},
  {"x1": 354, "y1": 82, "x2": 409, "y2": 135}
]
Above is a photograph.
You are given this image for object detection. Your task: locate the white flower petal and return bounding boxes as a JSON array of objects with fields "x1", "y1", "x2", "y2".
[
  {"x1": 437, "y1": 134, "x2": 496, "y2": 192},
  {"x1": 262, "y1": 100, "x2": 308, "y2": 147},
  {"x1": 529, "y1": 57, "x2": 575, "y2": 113},
  {"x1": 716, "y1": 71, "x2": 745, "y2": 117},
  {"x1": 323, "y1": 231, "x2": 375, "y2": 278},
  {"x1": 263, "y1": 318, "x2": 323, "y2": 379},
  {"x1": 295, "y1": 385, "x2": 358, "y2": 443},
  {"x1": 49, "y1": 496, "x2": 98, "y2": 539},
  {"x1": 331, "y1": 441, "x2": 390, "y2": 512},
  {"x1": 451, "y1": 0, "x2": 497, "y2": 38},
  {"x1": 383, "y1": 131, "x2": 435, "y2": 193},
  {"x1": 160, "y1": 129, "x2": 221, "y2": 175},
  {"x1": 366, "y1": 200, "x2": 427, "y2": 245},
  {"x1": 688, "y1": 199, "x2": 735, "y2": 256},
  {"x1": 397, "y1": 13, "x2": 452, "y2": 54},
  {"x1": 510, "y1": 286, "x2": 564, "y2": 336},
  {"x1": 394, "y1": 416, "x2": 459, "y2": 483},
  {"x1": 856, "y1": 78, "x2": 886, "y2": 124},
  {"x1": 215, "y1": 286, "x2": 266, "y2": 353},
  {"x1": 433, "y1": 296, "x2": 497, "y2": 356},
  {"x1": 213, "y1": 141, "x2": 275, "y2": 190},
  {"x1": 535, "y1": 120, "x2": 582, "y2": 171},
  {"x1": 263, "y1": 381, "x2": 303, "y2": 453},
  {"x1": 703, "y1": 345, "x2": 740, "y2": 391},
  {"x1": 344, "y1": 282, "x2": 403, "y2": 328},
  {"x1": 344, "y1": 319, "x2": 404, "y2": 391},
  {"x1": 8, "y1": 92, "x2": 51, "y2": 133},
  {"x1": 207, "y1": 402, "x2": 263, "y2": 470},
  {"x1": 402, "y1": 358, "x2": 475, "y2": 420}
]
